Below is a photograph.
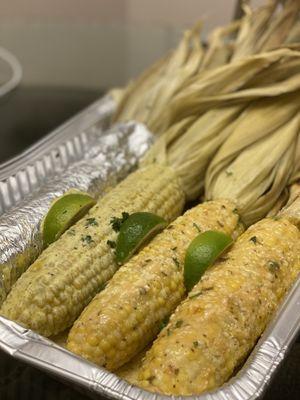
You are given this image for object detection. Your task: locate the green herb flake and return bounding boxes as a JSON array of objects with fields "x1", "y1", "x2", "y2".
[
  {"x1": 67, "y1": 229, "x2": 76, "y2": 236},
  {"x1": 250, "y1": 236, "x2": 258, "y2": 244},
  {"x1": 268, "y1": 260, "x2": 280, "y2": 272},
  {"x1": 225, "y1": 170, "x2": 233, "y2": 176},
  {"x1": 147, "y1": 376, "x2": 156, "y2": 384},
  {"x1": 175, "y1": 320, "x2": 183, "y2": 329},
  {"x1": 172, "y1": 257, "x2": 180, "y2": 269},
  {"x1": 81, "y1": 235, "x2": 94, "y2": 245},
  {"x1": 159, "y1": 316, "x2": 170, "y2": 332},
  {"x1": 107, "y1": 240, "x2": 116, "y2": 249},
  {"x1": 85, "y1": 217, "x2": 98, "y2": 227},
  {"x1": 110, "y1": 212, "x2": 130, "y2": 232},
  {"x1": 193, "y1": 222, "x2": 201, "y2": 233},
  {"x1": 193, "y1": 341, "x2": 199, "y2": 348}
]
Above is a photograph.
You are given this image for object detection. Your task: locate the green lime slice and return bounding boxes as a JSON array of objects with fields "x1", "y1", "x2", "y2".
[
  {"x1": 42, "y1": 192, "x2": 96, "y2": 247},
  {"x1": 184, "y1": 230, "x2": 233, "y2": 291},
  {"x1": 115, "y1": 212, "x2": 167, "y2": 264}
]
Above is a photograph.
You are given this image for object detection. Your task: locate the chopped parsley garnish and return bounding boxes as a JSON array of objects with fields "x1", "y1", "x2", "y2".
[
  {"x1": 81, "y1": 235, "x2": 94, "y2": 245},
  {"x1": 107, "y1": 240, "x2": 116, "y2": 249},
  {"x1": 250, "y1": 236, "x2": 258, "y2": 244},
  {"x1": 110, "y1": 212, "x2": 130, "y2": 232},
  {"x1": 175, "y1": 320, "x2": 183, "y2": 328},
  {"x1": 85, "y1": 217, "x2": 98, "y2": 227},
  {"x1": 193, "y1": 222, "x2": 201, "y2": 233},
  {"x1": 159, "y1": 316, "x2": 170, "y2": 332},
  {"x1": 172, "y1": 257, "x2": 180, "y2": 268},
  {"x1": 268, "y1": 260, "x2": 280, "y2": 272}
]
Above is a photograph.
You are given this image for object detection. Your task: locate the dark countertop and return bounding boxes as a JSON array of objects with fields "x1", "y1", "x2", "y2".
[{"x1": 0, "y1": 86, "x2": 299, "y2": 400}]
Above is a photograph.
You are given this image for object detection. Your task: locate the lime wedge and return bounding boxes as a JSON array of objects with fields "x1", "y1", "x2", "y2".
[
  {"x1": 115, "y1": 212, "x2": 167, "y2": 264},
  {"x1": 184, "y1": 230, "x2": 233, "y2": 291},
  {"x1": 42, "y1": 192, "x2": 96, "y2": 247}
]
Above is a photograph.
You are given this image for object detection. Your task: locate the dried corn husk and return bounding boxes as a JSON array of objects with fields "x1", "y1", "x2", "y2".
[
  {"x1": 200, "y1": 20, "x2": 241, "y2": 70},
  {"x1": 164, "y1": 48, "x2": 300, "y2": 125},
  {"x1": 114, "y1": 22, "x2": 204, "y2": 126},
  {"x1": 143, "y1": 49, "x2": 300, "y2": 200},
  {"x1": 231, "y1": 0, "x2": 278, "y2": 60},
  {"x1": 286, "y1": 21, "x2": 300, "y2": 43},
  {"x1": 114, "y1": 1, "x2": 299, "y2": 136},
  {"x1": 257, "y1": 0, "x2": 300, "y2": 52},
  {"x1": 205, "y1": 93, "x2": 300, "y2": 226}
]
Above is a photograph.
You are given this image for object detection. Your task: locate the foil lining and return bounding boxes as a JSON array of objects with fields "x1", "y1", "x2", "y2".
[
  {"x1": 0, "y1": 276, "x2": 299, "y2": 400},
  {"x1": 0, "y1": 120, "x2": 153, "y2": 305}
]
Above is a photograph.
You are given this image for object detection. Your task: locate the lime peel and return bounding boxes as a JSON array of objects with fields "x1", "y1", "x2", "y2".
[
  {"x1": 42, "y1": 191, "x2": 96, "y2": 247},
  {"x1": 115, "y1": 212, "x2": 167, "y2": 264},
  {"x1": 184, "y1": 230, "x2": 233, "y2": 291}
]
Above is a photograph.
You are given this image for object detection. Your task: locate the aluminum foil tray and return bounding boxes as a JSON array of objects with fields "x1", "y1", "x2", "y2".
[{"x1": 0, "y1": 95, "x2": 299, "y2": 400}]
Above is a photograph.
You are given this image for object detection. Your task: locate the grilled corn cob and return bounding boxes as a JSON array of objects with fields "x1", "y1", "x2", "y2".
[
  {"x1": 137, "y1": 216, "x2": 300, "y2": 396},
  {"x1": 67, "y1": 199, "x2": 242, "y2": 370},
  {"x1": 0, "y1": 164, "x2": 184, "y2": 336}
]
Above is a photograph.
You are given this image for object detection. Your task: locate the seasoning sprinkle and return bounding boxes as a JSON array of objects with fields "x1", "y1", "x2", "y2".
[
  {"x1": 193, "y1": 222, "x2": 201, "y2": 233},
  {"x1": 110, "y1": 212, "x2": 130, "y2": 232},
  {"x1": 107, "y1": 240, "x2": 116, "y2": 249},
  {"x1": 172, "y1": 257, "x2": 180, "y2": 269},
  {"x1": 175, "y1": 320, "x2": 183, "y2": 328},
  {"x1": 81, "y1": 235, "x2": 94, "y2": 245},
  {"x1": 85, "y1": 217, "x2": 98, "y2": 227}
]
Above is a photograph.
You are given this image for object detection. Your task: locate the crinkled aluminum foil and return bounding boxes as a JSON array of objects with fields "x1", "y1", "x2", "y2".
[
  {"x1": 0, "y1": 121, "x2": 153, "y2": 304},
  {"x1": 0, "y1": 276, "x2": 299, "y2": 400}
]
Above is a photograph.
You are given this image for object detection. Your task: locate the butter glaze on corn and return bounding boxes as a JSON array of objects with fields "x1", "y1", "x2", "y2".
[
  {"x1": 67, "y1": 199, "x2": 242, "y2": 370},
  {"x1": 137, "y1": 217, "x2": 300, "y2": 396},
  {"x1": 0, "y1": 165, "x2": 184, "y2": 336}
]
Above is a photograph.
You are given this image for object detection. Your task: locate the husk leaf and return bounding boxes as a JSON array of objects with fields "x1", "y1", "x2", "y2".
[{"x1": 205, "y1": 93, "x2": 300, "y2": 225}]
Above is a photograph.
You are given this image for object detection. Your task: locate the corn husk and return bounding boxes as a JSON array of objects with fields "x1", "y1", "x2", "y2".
[
  {"x1": 200, "y1": 20, "x2": 241, "y2": 70},
  {"x1": 286, "y1": 21, "x2": 300, "y2": 43},
  {"x1": 231, "y1": 0, "x2": 278, "y2": 61},
  {"x1": 114, "y1": 22, "x2": 204, "y2": 127},
  {"x1": 205, "y1": 93, "x2": 300, "y2": 226},
  {"x1": 257, "y1": 0, "x2": 300, "y2": 52},
  {"x1": 164, "y1": 48, "x2": 300, "y2": 125}
]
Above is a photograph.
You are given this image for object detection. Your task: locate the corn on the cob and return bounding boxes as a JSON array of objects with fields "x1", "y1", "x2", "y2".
[
  {"x1": 66, "y1": 199, "x2": 242, "y2": 370},
  {"x1": 136, "y1": 216, "x2": 300, "y2": 396},
  {"x1": 0, "y1": 164, "x2": 184, "y2": 336}
]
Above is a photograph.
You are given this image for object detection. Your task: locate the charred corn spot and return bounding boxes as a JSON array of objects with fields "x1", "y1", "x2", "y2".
[
  {"x1": 0, "y1": 165, "x2": 184, "y2": 337},
  {"x1": 137, "y1": 217, "x2": 300, "y2": 396},
  {"x1": 67, "y1": 199, "x2": 241, "y2": 370}
]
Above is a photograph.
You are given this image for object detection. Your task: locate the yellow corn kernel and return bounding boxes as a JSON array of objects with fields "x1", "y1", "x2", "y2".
[
  {"x1": 137, "y1": 217, "x2": 300, "y2": 396},
  {"x1": 1, "y1": 164, "x2": 184, "y2": 337},
  {"x1": 67, "y1": 199, "x2": 242, "y2": 370}
]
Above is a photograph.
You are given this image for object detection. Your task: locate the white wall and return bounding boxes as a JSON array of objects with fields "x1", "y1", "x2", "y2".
[{"x1": 0, "y1": 0, "x2": 265, "y2": 89}]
